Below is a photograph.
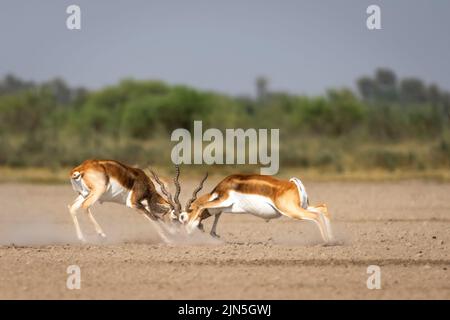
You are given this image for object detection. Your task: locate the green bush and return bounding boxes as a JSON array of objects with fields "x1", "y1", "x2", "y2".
[{"x1": 0, "y1": 73, "x2": 449, "y2": 172}]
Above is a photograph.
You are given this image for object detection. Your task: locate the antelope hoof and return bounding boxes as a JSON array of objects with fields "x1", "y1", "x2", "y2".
[
  {"x1": 210, "y1": 232, "x2": 220, "y2": 239},
  {"x1": 322, "y1": 239, "x2": 338, "y2": 247}
]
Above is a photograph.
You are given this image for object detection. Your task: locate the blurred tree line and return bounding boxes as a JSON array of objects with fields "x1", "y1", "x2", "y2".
[{"x1": 0, "y1": 68, "x2": 449, "y2": 171}]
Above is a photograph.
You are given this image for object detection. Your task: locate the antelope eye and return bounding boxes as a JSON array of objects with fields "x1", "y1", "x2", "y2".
[{"x1": 179, "y1": 212, "x2": 188, "y2": 223}]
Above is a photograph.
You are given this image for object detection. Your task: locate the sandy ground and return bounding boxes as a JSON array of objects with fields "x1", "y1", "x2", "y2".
[{"x1": 0, "y1": 179, "x2": 449, "y2": 299}]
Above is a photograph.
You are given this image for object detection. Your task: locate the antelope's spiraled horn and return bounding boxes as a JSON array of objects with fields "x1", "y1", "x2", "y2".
[
  {"x1": 185, "y1": 172, "x2": 208, "y2": 212},
  {"x1": 149, "y1": 169, "x2": 175, "y2": 210},
  {"x1": 173, "y1": 164, "x2": 182, "y2": 214}
]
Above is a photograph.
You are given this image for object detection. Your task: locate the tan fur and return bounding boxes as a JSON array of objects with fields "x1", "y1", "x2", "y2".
[
  {"x1": 68, "y1": 159, "x2": 173, "y2": 242},
  {"x1": 70, "y1": 159, "x2": 170, "y2": 213},
  {"x1": 186, "y1": 174, "x2": 332, "y2": 243}
]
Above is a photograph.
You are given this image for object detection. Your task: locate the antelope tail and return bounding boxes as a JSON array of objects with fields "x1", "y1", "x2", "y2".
[{"x1": 289, "y1": 177, "x2": 309, "y2": 209}]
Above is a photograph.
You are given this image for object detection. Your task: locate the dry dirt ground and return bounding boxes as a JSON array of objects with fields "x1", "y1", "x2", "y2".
[{"x1": 0, "y1": 180, "x2": 449, "y2": 299}]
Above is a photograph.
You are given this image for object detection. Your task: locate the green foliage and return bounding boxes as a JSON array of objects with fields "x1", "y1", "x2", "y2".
[
  {"x1": 0, "y1": 71, "x2": 449, "y2": 171},
  {"x1": 363, "y1": 149, "x2": 417, "y2": 171},
  {"x1": 296, "y1": 90, "x2": 365, "y2": 136}
]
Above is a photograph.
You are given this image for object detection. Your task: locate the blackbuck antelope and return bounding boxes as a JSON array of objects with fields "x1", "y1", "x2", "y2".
[
  {"x1": 68, "y1": 159, "x2": 183, "y2": 243},
  {"x1": 180, "y1": 174, "x2": 333, "y2": 243}
]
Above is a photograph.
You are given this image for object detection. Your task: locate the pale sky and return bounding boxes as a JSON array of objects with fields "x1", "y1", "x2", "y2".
[{"x1": 1, "y1": 0, "x2": 449, "y2": 96}]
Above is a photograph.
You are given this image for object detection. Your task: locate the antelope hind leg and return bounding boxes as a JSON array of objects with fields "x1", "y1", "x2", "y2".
[
  {"x1": 68, "y1": 195, "x2": 86, "y2": 242},
  {"x1": 86, "y1": 208, "x2": 106, "y2": 238},
  {"x1": 308, "y1": 205, "x2": 334, "y2": 242},
  {"x1": 276, "y1": 202, "x2": 331, "y2": 243}
]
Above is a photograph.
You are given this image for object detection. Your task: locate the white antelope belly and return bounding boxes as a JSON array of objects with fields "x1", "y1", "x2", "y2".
[
  {"x1": 100, "y1": 178, "x2": 131, "y2": 205},
  {"x1": 227, "y1": 191, "x2": 282, "y2": 219},
  {"x1": 71, "y1": 177, "x2": 131, "y2": 205}
]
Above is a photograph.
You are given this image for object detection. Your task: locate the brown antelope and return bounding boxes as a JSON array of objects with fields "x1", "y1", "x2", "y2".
[
  {"x1": 68, "y1": 159, "x2": 183, "y2": 243},
  {"x1": 179, "y1": 174, "x2": 333, "y2": 243}
]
